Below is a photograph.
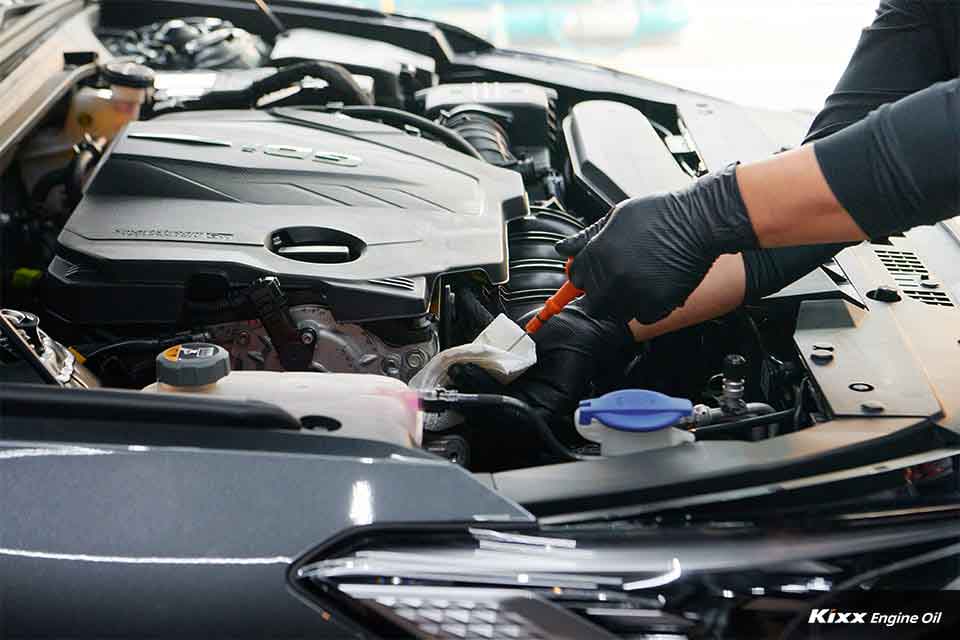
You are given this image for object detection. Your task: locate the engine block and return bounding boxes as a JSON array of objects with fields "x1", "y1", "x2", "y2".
[{"x1": 204, "y1": 305, "x2": 438, "y2": 381}]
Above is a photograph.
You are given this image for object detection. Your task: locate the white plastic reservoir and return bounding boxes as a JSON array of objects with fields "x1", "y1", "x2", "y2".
[{"x1": 143, "y1": 343, "x2": 421, "y2": 448}]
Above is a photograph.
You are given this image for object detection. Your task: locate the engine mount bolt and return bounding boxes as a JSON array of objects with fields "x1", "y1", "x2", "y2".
[
  {"x1": 405, "y1": 349, "x2": 427, "y2": 370},
  {"x1": 861, "y1": 401, "x2": 886, "y2": 413}
]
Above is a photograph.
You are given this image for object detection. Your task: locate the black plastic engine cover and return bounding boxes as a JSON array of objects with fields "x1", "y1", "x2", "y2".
[
  {"x1": 563, "y1": 100, "x2": 690, "y2": 207},
  {"x1": 50, "y1": 109, "x2": 526, "y2": 325}
]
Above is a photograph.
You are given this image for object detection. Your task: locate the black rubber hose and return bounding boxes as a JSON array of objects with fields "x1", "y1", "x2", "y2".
[
  {"x1": 66, "y1": 145, "x2": 100, "y2": 207},
  {"x1": 83, "y1": 333, "x2": 209, "y2": 364},
  {"x1": 247, "y1": 61, "x2": 373, "y2": 106},
  {"x1": 498, "y1": 395, "x2": 591, "y2": 462},
  {"x1": 441, "y1": 109, "x2": 515, "y2": 166},
  {"x1": 502, "y1": 208, "x2": 584, "y2": 322},
  {"x1": 30, "y1": 167, "x2": 70, "y2": 205},
  {"x1": 454, "y1": 286, "x2": 495, "y2": 342},
  {"x1": 179, "y1": 61, "x2": 373, "y2": 110},
  {"x1": 692, "y1": 408, "x2": 795, "y2": 440},
  {"x1": 336, "y1": 105, "x2": 484, "y2": 161},
  {"x1": 420, "y1": 390, "x2": 594, "y2": 462},
  {"x1": 83, "y1": 339, "x2": 166, "y2": 362}
]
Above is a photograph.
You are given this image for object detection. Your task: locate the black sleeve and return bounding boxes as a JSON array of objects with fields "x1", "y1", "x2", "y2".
[
  {"x1": 805, "y1": 0, "x2": 956, "y2": 143},
  {"x1": 743, "y1": 243, "x2": 852, "y2": 302},
  {"x1": 814, "y1": 77, "x2": 959, "y2": 239},
  {"x1": 743, "y1": 0, "x2": 959, "y2": 301}
]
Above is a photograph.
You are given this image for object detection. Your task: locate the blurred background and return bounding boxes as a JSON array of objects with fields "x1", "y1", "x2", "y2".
[{"x1": 342, "y1": 0, "x2": 879, "y2": 113}]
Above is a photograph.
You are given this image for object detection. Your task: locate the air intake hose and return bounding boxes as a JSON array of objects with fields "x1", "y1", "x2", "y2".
[
  {"x1": 438, "y1": 105, "x2": 516, "y2": 167},
  {"x1": 182, "y1": 61, "x2": 373, "y2": 109},
  {"x1": 501, "y1": 207, "x2": 585, "y2": 323}
]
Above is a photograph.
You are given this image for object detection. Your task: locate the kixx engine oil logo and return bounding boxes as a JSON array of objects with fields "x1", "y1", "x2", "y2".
[{"x1": 808, "y1": 608, "x2": 944, "y2": 627}]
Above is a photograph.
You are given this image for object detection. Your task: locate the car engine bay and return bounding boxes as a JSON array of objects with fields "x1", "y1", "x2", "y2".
[
  {"x1": 4, "y1": 5, "x2": 960, "y2": 640},
  {"x1": 1, "y1": 7, "x2": 952, "y2": 478}
]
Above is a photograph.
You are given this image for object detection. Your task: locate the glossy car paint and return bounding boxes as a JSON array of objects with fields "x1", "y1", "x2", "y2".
[{"x1": 0, "y1": 440, "x2": 531, "y2": 636}]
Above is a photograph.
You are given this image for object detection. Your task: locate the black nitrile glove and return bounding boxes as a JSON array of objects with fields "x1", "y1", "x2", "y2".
[
  {"x1": 449, "y1": 305, "x2": 634, "y2": 423},
  {"x1": 555, "y1": 163, "x2": 758, "y2": 324}
]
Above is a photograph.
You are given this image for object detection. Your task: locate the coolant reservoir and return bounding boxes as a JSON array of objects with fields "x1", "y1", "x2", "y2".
[
  {"x1": 65, "y1": 61, "x2": 155, "y2": 144},
  {"x1": 143, "y1": 343, "x2": 422, "y2": 448}
]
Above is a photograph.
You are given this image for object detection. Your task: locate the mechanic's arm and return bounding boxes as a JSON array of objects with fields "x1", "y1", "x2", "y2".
[
  {"x1": 590, "y1": 142, "x2": 867, "y2": 335},
  {"x1": 627, "y1": 144, "x2": 866, "y2": 340},
  {"x1": 625, "y1": 0, "x2": 958, "y2": 338},
  {"x1": 630, "y1": 147, "x2": 865, "y2": 341},
  {"x1": 627, "y1": 253, "x2": 745, "y2": 341},
  {"x1": 561, "y1": 77, "x2": 960, "y2": 325},
  {"x1": 740, "y1": 0, "x2": 957, "y2": 297},
  {"x1": 762, "y1": 0, "x2": 956, "y2": 251},
  {"x1": 748, "y1": 68, "x2": 959, "y2": 245},
  {"x1": 622, "y1": 140, "x2": 868, "y2": 338}
]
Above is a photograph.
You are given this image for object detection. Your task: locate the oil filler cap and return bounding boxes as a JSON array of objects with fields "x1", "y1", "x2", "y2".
[
  {"x1": 577, "y1": 389, "x2": 692, "y2": 432},
  {"x1": 102, "y1": 60, "x2": 156, "y2": 89},
  {"x1": 156, "y1": 342, "x2": 230, "y2": 387}
]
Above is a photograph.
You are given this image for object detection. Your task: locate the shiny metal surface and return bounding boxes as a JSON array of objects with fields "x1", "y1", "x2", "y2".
[
  {"x1": 0, "y1": 440, "x2": 531, "y2": 636},
  {"x1": 1, "y1": 308, "x2": 96, "y2": 387}
]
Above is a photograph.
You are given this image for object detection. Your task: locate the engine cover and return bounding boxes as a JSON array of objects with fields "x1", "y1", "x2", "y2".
[{"x1": 49, "y1": 108, "x2": 526, "y2": 325}]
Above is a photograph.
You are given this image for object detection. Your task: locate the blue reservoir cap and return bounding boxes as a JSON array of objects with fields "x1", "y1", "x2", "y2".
[{"x1": 578, "y1": 389, "x2": 693, "y2": 432}]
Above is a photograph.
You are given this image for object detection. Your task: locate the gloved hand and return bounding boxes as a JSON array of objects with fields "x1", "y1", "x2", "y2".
[
  {"x1": 555, "y1": 163, "x2": 758, "y2": 325},
  {"x1": 449, "y1": 304, "x2": 634, "y2": 422}
]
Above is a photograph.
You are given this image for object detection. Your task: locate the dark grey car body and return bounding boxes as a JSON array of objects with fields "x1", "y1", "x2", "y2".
[{"x1": 1, "y1": 414, "x2": 532, "y2": 637}]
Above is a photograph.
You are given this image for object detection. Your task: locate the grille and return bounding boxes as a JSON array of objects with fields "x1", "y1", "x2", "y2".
[
  {"x1": 874, "y1": 248, "x2": 928, "y2": 281},
  {"x1": 369, "y1": 277, "x2": 417, "y2": 291},
  {"x1": 873, "y1": 247, "x2": 954, "y2": 307},
  {"x1": 901, "y1": 288, "x2": 954, "y2": 307}
]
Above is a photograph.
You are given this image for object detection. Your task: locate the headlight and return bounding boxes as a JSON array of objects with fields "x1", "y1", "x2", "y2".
[{"x1": 292, "y1": 526, "x2": 691, "y2": 639}]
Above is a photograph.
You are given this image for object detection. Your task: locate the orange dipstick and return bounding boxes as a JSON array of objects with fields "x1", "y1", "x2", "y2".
[{"x1": 524, "y1": 258, "x2": 584, "y2": 333}]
